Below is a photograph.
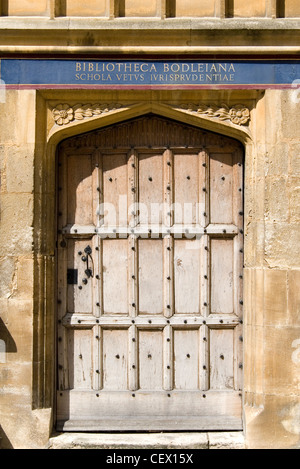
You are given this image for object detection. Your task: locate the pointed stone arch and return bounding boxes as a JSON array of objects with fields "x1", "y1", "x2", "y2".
[{"x1": 34, "y1": 98, "x2": 252, "y2": 423}]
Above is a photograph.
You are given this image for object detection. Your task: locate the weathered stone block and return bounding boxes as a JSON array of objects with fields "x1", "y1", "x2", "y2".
[
  {"x1": 266, "y1": 143, "x2": 289, "y2": 177},
  {"x1": 285, "y1": 0, "x2": 300, "y2": 17},
  {"x1": 265, "y1": 176, "x2": 289, "y2": 223},
  {"x1": 8, "y1": 0, "x2": 49, "y2": 16},
  {"x1": 13, "y1": 257, "x2": 34, "y2": 300},
  {"x1": 254, "y1": 268, "x2": 264, "y2": 326},
  {"x1": 6, "y1": 299, "x2": 33, "y2": 355},
  {"x1": 123, "y1": 0, "x2": 158, "y2": 17},
  {"x1": 289, "y1": 144, "x2": 300, "y2": 176},
  {"x1": 0, "y1": 193, "x2": 34, "y2": 256},
  {"x1": 264, "y1": 269, "x2": 288, "y2": 326},
  {"x1": 264, "y1": 325, "x2": 300, "y2": 395},
  {"x1": 176, "y1": 0, "x2": 216, "y2": 17},
  {"x1": 234, "y1": 0, "x2": 266, "y2": 17},
  {"x1": 66, "y1": 0, "x2": 107, "y2": 17},
  {"x1": 5, "y1": 145, "x2": 34, "y2": 194},
  {"x1": 265, "y1": 222, "x2": 300, "y2": 269},
  {"x1": 287, "y1": 270, "x2": 300, "y2": 326},
  {"x1": 246, "y1": 395, "x2": 300, "y2": 449},
  {"x1": 0, "y1": 257, "x2": 16, "y2": 298},
  {"x1": 281, "y1": 91, "x2": 300, "y2": 139},
  {"x1": 288, "y1": 179, "x2": 300, "y2": 222}
]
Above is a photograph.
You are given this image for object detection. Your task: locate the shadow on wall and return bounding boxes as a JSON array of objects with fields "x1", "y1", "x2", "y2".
[
  {"x1": 0, "y1": 319, "x2": 17, "y2": 448},
  {"x1": 0, "y1": 425, "x2": 13, "y2": 449},
  {"x1": 0, "y1": 318, "x2": 17, "y2": 359}
]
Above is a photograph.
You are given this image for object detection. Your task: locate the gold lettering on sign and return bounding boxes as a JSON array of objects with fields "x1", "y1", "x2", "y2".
[{"x1": 74, "y1": 62, "x2": 236, "y2": 85}]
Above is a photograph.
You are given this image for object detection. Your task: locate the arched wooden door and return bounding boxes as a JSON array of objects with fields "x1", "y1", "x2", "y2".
[{"x1": 56, "y1": 115, "x2": 244, "y2": 431}]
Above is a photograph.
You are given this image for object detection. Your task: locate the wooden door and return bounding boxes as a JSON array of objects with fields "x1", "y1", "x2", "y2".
[{"x1": 56, "y1": 115, "x2": 244, "y2": 431}]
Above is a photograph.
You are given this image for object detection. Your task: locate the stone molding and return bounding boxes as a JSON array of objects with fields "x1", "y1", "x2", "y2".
[
  {"x1": 52, "y1": 102, "x2": 250, "y2": 128},
  {"x1": 178, "y1": 103, "x2": 251, "y2": 126},
  {"x1": 52, "y1": 103, "x2": 123, "y2": 126}
]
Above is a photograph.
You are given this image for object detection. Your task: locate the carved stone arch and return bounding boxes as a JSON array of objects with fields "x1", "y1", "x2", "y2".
[
  {"x1": 48, "y1": 101, "x2": 252, "y2": 149},
  {"x1": 54, "y1": 111, "x2": 246, "y2": 432},
  {"x1": 36, "y1": 100, "x2": 251, "y2": 413}
]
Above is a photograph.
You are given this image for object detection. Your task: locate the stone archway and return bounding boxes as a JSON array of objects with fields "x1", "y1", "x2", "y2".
[{"x1": 54, "y1": 113, "x2": 244, "y2": 431}]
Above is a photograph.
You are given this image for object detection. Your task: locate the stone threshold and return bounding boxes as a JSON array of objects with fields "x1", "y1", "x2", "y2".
[{"x1": 47, "y1": 431, "x2": 245, "y2": 450}]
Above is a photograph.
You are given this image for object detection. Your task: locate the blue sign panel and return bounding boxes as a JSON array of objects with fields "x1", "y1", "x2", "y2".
[{"x1": 1, "y1": 59, "x2": 300, "y2": 88}]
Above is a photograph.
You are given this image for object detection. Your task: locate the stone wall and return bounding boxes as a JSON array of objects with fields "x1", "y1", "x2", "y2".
[
  {"x1": 0, "y1": 0, "x2": 299, "y2": 18},
  {"x1": 243, "y1": 89, "x2": 300, "y2": 449},
  {"x1": 0, "y1": 86, "x2": 299, "y2": 448},
  {"x1": 0, "y1": 90, "x2": 52, "y2": 448}
]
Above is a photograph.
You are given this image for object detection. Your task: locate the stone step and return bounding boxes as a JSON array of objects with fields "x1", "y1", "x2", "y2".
[{"x1": 48, "y1": 432, "x2": 245, "y2": 450}]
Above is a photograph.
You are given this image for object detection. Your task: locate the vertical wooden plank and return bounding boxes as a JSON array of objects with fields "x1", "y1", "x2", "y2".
[
  {"x1": 210, "y1": 328, "x2": 234, "y2": 390},
  {"x1": 199, "y1": 149, "x2": 209, "y2": 229},
  {"x1": 103, "y1": 329, "x2": 128, "y2": 390},
  {"x1": 68, "y1": 329, "x2": 93, "y2": 390},
  {"x1": 233, "y1": 148, "x2": 244, "y2": 391},
  {"x1": 139, "y1": 152, "x2": 164, "y2": 226},
  {"x1": 103, "y1": 239, "x2": 128, "y2": 314},
  {"x1": 58, "y1": 147, "x2": 69, "y2": 391},
  {"x1": 128, "y1": 325, "x2": 138, "y2": 391},
  {"x1": 163, "y1": 149, "x2": 173, "y2": 228},
  {"x1": 128, "y1": 149, "x2": 138, "y2": 229},
  {"x1": 174, "y1": 329, "x2": 199, "y2": 390},
  {"x1": 67, "y1": 238, "x2": 94, "y2": 313},
  {"x1": 233, "y1": 149, "x2": 244, "y2": 322},
  {"x1": 138, "y1": 239, "x2": 163, "y2": 315},
  {"x1": 210, "y1": 153, "x2": 233, "y2": 225},
  {"x1": 103, "y1": 153, "x2": 128, "y2": 227},
  {"x1": 57, "y1": 240, "x2": 68, "y2": 391},
  {"x1": 200, "y1": 233, "x2": 209, "y2": 318},
  {"x1": 93, "y1": 150, "x2": 101, "y2": 318},
  {"x1": 200, "y1": 150, "x2": 209, "y2": 320},
  {"x1": 94, "y1": 325, "x2": 103, "y2": 390},
  {"x1": 199, "y1": 325, "x2": 209, "y2": 391},
  {"x1": 163, "y1": 325, "x2": 173, "y2": 391},
  {"x1": 163, "y1": 235, "x2": 173, "y2": 318},
  {"x1": 174, "y1": 239, "x2": 200, "y2": 314},
  {"x1": 93, "y1": 150, "x2": 102, "y2": 229},
  {"x1": 174, "y1": 153, "x2": 199, "y2": 225},
  {"x1": 92, "y1": 229, "x2": 101, "y2": 390},
  {"x1": 97, "y1": 153, "x2": 105, "y2": 229},
  {"x1": 67, "y1": 154, "x2": 93, "y2": 226},
  {"x1": 95, "y1": 237, "x2": 103, "y2": 316},
  {"x1": 210, "y1": 238, "x2": 234, "y2": 314},
  {"x1": 139, "y1": 330, "x2": 163, "y2": 390},
  {"x1": 128, "y1": 234, "x2": 138, "y2": 318}
]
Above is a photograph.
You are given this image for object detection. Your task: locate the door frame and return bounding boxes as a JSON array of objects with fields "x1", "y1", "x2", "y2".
[{"x1": 33, "y1": 93, "x2": 255, "y2": 434}]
